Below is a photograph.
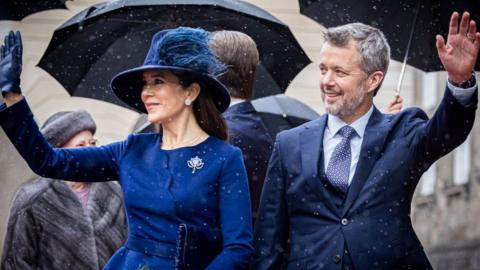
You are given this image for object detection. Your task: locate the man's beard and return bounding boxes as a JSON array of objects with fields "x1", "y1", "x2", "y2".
[{"x1": 323, "y1": 85, "x2": 367, "y2": 118}]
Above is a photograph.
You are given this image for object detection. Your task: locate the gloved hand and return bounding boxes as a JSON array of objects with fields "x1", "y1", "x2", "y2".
[{"x1": 0, "y1": 31, "x2": 22, "y2": 96}]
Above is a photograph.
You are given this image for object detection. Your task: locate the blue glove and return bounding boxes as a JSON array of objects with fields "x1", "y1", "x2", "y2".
[{"x1": 0, "y1": 31, "x2": 22, "y2": 96}]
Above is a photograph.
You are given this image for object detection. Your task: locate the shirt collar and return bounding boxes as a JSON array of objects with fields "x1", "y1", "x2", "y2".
[
  {"x1": 326, "y1": 105, "x2": 374, "y2": 139},
  {"x1": 229, "y1": 99, "x2": 246, "y2": 107}
]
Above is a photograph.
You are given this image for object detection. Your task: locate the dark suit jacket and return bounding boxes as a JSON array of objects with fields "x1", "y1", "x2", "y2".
[
  {"x1": 223, "y1": 101, "x2": 274, "y2": 220},
  {"x1": 253, "y1": 87, "x2": 477, "y2": 270}
]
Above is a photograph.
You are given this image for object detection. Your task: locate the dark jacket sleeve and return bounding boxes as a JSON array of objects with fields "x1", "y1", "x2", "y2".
[
  {"x1": 404, "y1": 86, "x2": 477, "y2": 165},
  {"x1": 251, "y1": 137, "x2": 289, "y2": 270},
  {"x1": 0, "y1": 98, "x2": 126, "y2": 182},
  {"x1": 206, "y1": 147, "x2": 253, "y2": 270},
  {"x1": 1, "y1": 188, "x2": 39, "y2": 270}
]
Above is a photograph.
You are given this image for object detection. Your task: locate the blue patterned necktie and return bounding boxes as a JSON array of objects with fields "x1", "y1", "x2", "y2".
[{"x1": 325, "y1": 126, "x2": 356, "y2": 193}]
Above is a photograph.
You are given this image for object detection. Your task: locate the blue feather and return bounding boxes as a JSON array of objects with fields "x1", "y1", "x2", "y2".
[{"x1": 155, "y1": 27, "x2": 225, "y2": 77}]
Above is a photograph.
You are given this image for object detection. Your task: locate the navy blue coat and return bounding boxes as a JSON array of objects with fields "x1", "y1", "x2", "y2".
[
  {"x1": 253, "y1": 87, "x2": 477, "y2": 270},
  {"x1": 223, "y1": 101, "x2": 273, "y2": 220},
  {"x1": 0, "y1": 99, "x2": 253, "y2": 270}
]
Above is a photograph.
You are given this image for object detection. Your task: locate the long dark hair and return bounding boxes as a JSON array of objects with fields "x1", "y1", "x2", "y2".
[{"x1": 172, "y1": 70, "x2": 228, "y2": 141}]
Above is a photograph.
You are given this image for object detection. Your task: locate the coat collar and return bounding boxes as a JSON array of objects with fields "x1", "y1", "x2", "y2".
[
  {"x1": 48, "y1": 179, "x2": 98, "y2": 213},
  {"x1": 223, "y1": 100, "x2": 256, "y2": 116},
  {"x1": 300, "y1": 115, "x2": 340, "y2": 215},
  {"x1": 325, "y1": 106, "x2": 374, "y2": 141}
]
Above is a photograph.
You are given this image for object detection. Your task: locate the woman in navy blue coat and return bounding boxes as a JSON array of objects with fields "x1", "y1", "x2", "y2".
[{"x1": 0, "y1": 28, "x2": 253, "y2": 269}]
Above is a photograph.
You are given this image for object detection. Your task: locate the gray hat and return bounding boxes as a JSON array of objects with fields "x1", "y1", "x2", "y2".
[{"x1": 40, "y1": 110, "x2": 97, "y2": 147}]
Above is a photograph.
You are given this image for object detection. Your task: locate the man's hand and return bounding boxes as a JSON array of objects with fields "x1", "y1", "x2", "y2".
[
  {"x1": 385, "y1": 94, "x2": 403, "y2": 114},
  {"x1": 0, "y1": 31, "x2": 22, "y2": 96},
  {"x1": 436, "y1": 12, "x2": 480, "y2": 83}
]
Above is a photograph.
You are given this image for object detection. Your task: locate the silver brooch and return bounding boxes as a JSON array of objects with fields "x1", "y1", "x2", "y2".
[{"x1": 187, "y1": 156, "x2": 204, "y2": 174}]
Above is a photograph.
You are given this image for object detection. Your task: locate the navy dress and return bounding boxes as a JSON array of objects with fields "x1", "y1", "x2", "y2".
[{"x1": 0, "y1": 99, "x2": 253, "y2": 270}]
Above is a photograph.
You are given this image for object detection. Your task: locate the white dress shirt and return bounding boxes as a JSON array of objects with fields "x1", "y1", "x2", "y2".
[
  {"x1": 229, "y1": 99, "x2": 246, "y2": 107},
  {"x1": 323, "y1": 106, "x2": 373, "y2": 185}
]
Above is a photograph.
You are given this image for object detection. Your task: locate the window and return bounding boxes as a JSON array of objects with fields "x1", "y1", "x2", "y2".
[
  {"x1": 453, "y1": 135, "x2": 471, "y2": 185},
  {"x1": 420, "y1": 163, "x2": 437, "y2": 196},
  {"x1": 421, "y1": 72, "x2": 438, "y2": 110}
]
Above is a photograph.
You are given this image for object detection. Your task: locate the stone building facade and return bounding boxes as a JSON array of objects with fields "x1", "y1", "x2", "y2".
[{"x1": 412, "y1": 72, "x2": 480, "y2": 270}]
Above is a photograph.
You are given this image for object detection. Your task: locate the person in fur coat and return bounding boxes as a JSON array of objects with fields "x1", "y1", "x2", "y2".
[{"x1": 1, "y1": 110, "x2": 127, "y2": 270}]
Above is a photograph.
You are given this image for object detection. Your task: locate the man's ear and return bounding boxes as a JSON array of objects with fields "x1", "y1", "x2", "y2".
[{"x1": 367, "y1": 71, "x2": 384, "y2": 93}]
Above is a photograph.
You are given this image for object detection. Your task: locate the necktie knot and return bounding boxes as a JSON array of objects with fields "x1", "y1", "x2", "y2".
[{"x1": 338, "y1": 126, "x2": 356, "y2": 140}]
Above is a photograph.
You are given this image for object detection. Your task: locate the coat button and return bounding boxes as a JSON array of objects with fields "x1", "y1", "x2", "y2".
[
  {"x1": 333, "y1": 254, "x2": 341, "y2": 263},
  {"x1": 341, "y1": 218, "x2": 348, "y2": 225}
]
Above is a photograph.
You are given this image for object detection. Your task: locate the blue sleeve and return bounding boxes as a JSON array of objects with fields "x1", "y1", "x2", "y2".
[
  {"x1": 206, "y1": 147, "x2": 253, "y2": 270},
  {"x1": 0, "y1": 98, "x2": 125, "y2": 182},
  {"x1": 404, "y1": 86, "x2": 477, "y2": 165}
]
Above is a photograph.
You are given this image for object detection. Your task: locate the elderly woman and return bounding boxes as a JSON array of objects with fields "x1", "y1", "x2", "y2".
[
  {"x1": 0, "y1": 28, "x2": 252, "y2": 269},
  {"x1": 1, "y1": 110, "x2": 126, "y2": 270}
]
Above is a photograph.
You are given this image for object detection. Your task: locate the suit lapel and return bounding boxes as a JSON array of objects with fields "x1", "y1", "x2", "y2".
[
  {"x1": 342, "y1": 107, "x2": 391, "y2": 216},
  {"x1": 301, "y1": 115, "x2": 340, "y2": 216}
]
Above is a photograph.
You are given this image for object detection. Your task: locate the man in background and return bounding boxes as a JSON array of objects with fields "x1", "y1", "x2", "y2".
[{"x1": 210, "y1": 30, "x2": 274, "y2": 222}]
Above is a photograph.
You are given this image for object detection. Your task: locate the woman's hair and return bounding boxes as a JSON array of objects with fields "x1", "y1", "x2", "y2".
[{"x1": 171, "y1": 70, "x2": 228, "y2": 141}]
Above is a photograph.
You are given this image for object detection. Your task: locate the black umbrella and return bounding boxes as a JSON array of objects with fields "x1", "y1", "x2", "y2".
[
  {"x1": 37, "y1": 0, "x2": 310, "y2": 110},
  {"x1": 251, "y1": 94, "x2": 319, "y2": 138},
  {"x1": 299, "y1": 0, "x2": 480, "y2": 93},
  {"x1": 0, "y1": 0, "x2": 70, "y2": 21}
]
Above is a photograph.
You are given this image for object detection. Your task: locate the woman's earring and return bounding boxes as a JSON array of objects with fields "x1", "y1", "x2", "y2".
[{"x1": 184, "y1": 99, "x2": 192, "y2": 106}]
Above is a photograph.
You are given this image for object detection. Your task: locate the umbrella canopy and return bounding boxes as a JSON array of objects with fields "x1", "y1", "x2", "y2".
[
  {"x1": 252, "y1": 93, "x2": 319, "y2": 120},
  {"x1": 38, "y1": 0, "x2": 310, "y2": 109},
  {"x1": 0, "y1": 0, "x2": 70, "y2": 21},
  {"x1": 252, "y1": 94, "x2": 319, "y2": 138},
  {"x1": 299, "y1": 0, "x2": 480, "y2": 72}
]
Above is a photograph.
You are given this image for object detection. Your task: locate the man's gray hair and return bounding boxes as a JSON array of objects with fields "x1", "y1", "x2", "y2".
[{"x1": 324, "y1": 23, "x2": 390, "y2": 95}]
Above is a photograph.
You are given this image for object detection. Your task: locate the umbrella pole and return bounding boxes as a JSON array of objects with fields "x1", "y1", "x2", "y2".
[{"x1": 395, "y1": 0, "x2": 422, "y2": 96}]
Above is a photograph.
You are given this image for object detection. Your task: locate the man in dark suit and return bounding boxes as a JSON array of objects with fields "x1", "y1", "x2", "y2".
[
  {"x1": 253, "y1": 12, "x2": 479, "y2": 269},
  {"x1": 210, "y1": 31, "x2": 274, "y2": 221}
]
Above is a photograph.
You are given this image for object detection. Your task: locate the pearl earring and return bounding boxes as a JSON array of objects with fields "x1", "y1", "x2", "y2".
[{"x1": 185, "y1": 99, "x2": 192, "y2": 106}]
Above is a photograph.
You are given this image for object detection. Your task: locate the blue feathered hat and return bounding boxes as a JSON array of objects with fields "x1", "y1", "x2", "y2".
[{"x1": 111, "y1": 27, "x2": 230, "y2": 113}]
